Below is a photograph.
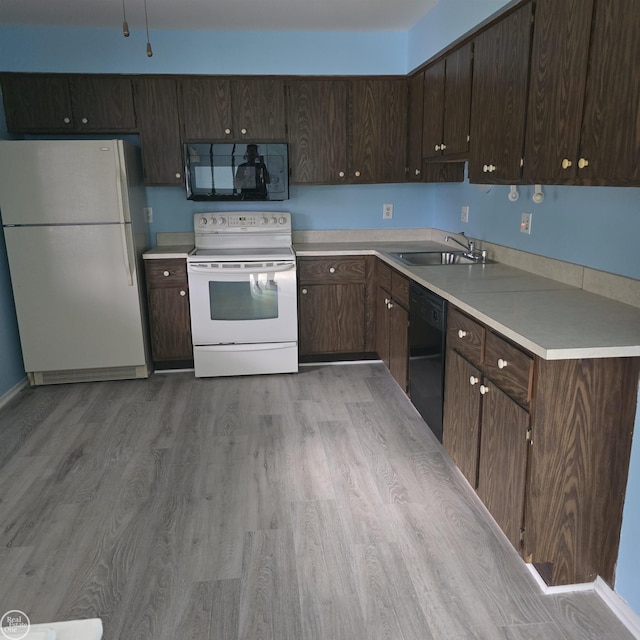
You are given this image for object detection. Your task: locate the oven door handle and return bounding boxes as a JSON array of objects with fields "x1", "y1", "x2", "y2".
[{"x1": 188, "y1": 262, "x2": 296, "y2": 275}]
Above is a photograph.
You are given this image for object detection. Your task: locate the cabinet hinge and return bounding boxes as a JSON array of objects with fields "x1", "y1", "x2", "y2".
[{"x1": 526, "y1": 426, "x2": 533, "y2": 443}]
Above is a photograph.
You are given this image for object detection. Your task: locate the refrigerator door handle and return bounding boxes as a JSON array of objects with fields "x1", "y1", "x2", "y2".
[
  {"x1": 114, "y1": 142, "x2": 134, "y2": 286},
  {"x1": 120, "y1": 223, "x2": 134, "y2": 286}
]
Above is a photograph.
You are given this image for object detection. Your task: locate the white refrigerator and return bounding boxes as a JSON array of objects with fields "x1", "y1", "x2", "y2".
[{"x1": 0, "y1": 139, "x2": 151, "y2": 385}]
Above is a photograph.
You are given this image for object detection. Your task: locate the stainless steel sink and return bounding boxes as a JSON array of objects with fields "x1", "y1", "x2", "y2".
[{"x1": 389, "y1": 250, "x2": 493, "y2": 266}]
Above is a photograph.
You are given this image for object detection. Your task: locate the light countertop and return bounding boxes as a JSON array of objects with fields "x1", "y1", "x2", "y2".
[
  {"x1": 295, "y1": 240, "x2": 640, "y2": 361},
  {"x1": 142, "y1": 245, "x2": 194, "y2": 259}
]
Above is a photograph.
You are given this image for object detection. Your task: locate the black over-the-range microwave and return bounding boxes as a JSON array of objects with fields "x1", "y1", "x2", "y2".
[{"x1": 184, "y1": 142, "x2": 289, "y2": 201}]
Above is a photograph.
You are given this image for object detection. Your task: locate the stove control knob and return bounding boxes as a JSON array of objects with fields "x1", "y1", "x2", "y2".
[
  {"x1": 278, "y1": 216, "x2": 287, "y2": 225},
  {"x1": 200, "y1": 217, "x2": 207, "y2": 225},
  {"x1": 210, "y1": 217, "x2": 217, "y2": 225},
  {"x1": 219, "y1": 217, "x2": 227, "y2": 225},
  {"x1": 271, "y1": 217, "x2": 278, "y2": 225},
  {"x1": 261, "y1": 217, "x2": 269, "y2": 225}
]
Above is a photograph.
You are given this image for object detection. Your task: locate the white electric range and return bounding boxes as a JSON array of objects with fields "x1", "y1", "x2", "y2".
[{"x1": 186, "y1": 212, "x2": 298, "y2": 378}]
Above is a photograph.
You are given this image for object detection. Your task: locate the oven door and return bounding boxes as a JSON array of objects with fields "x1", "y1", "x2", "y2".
[{"x1": 187, "y1": 260, "x2": 297, "y2": 345}]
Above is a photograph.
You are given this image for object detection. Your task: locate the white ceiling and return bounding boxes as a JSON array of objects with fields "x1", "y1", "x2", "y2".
[{"x1": 0, "y1": 0, "x2": 438, "y2": 32}]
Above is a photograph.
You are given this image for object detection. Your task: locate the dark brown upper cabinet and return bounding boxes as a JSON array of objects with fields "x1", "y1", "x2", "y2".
[
  {"x1": 179, "y1": 76, "x2": 286, "y2": 141},
  {"x1": 286, "y1": 78, "x2": 349, "y2": 184},
  {"x1": 1, "y1": 74, "x2": 136, "y2": 133},
  {"x1": 422, "y1": 60, "x2": 446, "y2": 161},
  {"x1": 423, "y1": 43, "x2": 473, "y2": 162},
  {"x1": 351, "y1": 77, "x2": 408, "y2": 183},
  {"x1": 406, "y1": 72, "x2": 426, "y2": 181},
  {"x1": 468, "y1": 3, "x2": 534, "y2": 184},
  {"x1": 133, "y1": 77, "x2": 184, "y2": 186},
  {"x1": 524, "y1": 0, "x2": 640, "y2": 185}
]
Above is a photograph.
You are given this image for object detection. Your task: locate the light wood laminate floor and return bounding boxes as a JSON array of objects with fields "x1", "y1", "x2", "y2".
[{"x1": 0, "y1": 363, "x2": 634, "y2": 639}]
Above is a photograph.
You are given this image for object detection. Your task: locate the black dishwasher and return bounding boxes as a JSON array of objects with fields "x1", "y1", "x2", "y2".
[{"x1": 409, "y1": 282, "x2": 447, "y2": 442}]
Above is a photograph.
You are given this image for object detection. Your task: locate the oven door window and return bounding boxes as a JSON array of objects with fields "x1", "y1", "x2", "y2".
[{"x1": 209, "y1": 274, "x2": 279, "y2": 321}]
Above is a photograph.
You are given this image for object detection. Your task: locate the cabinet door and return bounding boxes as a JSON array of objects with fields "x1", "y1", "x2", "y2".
[
  {"x1": 477, "y1": 380, "x2": 529, "y2": 551},
  {"x1": 232, "y1": 77, "x2": 286, "y2": 140},
  {"x1": 468, "y1": 3, "x2": 534, "y2": 183},
  {"x1": 422, "y1": 60, "x2": 446, "y2": 160},
  {"x1": 523, "y1": 0, "x2": 593, "y2": 183},
  {"x1": 148, "y1": 287, "x2": 193, "y2": 362},
  {"x1": 2, "y1": 74, "x2": 73, "y2": 132},
  {"x1": 298, "y1": 284, "x2": 365, "y2": 355},
  {"x1": 443, "y1": 349, "x2": 482, "y2": 487},
  {"x1": 376, "y1": 286, "x2": 391, "y2": 368},
  {"x1": 287, "y1": 79, "x2": 348, "y2": 184},
  {"x1": 577, "y1": 0, "x2": 640, "y2": 184},
  {"x1": 389, "y1": 302, "x2": 409, "y2": 393},
  {"x1": 179, "y1": 77, "x2": 233, "y2": 140},
  {"x1": 69, "y1": 76, "x2": 136, "y2": 131},
  {"x1": 406, "y1": 72, "x2": 425, "y2": 181},
  {"x1": 133, "y1": 78, "x2": 184, "y2": 186},
  {"x1": 351, "y1": 78, "x2": 408, "y2": 183},
  {"x1": 442, "y1": 42, "x2": 473, "y2": 157}
]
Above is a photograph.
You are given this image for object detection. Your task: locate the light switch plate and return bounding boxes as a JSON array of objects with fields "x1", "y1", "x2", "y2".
[
  {"x1": 461, "y1": 206, "x2": 469, "y2": 223},
  {"x1": 383, "y1": 203, "x2": 393, "y2": 219},
  {"x1": 520, "y1": 212, "x2": 532, "y2": 234}
]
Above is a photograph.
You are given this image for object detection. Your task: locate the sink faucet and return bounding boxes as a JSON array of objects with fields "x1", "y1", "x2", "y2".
[{"x1": 444, "y1": 232, "x2": 474, "y2": 253}]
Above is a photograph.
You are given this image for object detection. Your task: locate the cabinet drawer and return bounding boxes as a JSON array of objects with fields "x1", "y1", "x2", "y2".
[
  {"x1": 390, "y1": 271, "x2": 409, "y2": 308},
  {"x1": 484, "y1": 331, "x2": 533, "y2": 407},
  {"x1": 447, "y1": 307, "x2": 485, "y2": 365},
  {"x1": 298, "y1": 256, "x2": 366, "y2": 284},
  {"x1": 145, "y1": 259, "x2": 188, "y2": 287}
]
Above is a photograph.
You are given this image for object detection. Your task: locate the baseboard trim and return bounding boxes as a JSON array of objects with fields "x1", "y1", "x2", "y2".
[
  {"x1": 526, "y1": 565, "x2": 640, "y2": 639},
  {"x1": 0, "y1": 376, "x2": 29, "y2": 411},
  {"x1": 595, "y1": 577, "x2": 640, "y2": 639},
  {"x1": 526, "y1": 563, "x2": 596, "y2": 595}
]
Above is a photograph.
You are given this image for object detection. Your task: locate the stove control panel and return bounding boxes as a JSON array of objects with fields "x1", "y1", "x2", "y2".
[{"x1": 194, "y1": 212, "x2": 291, "y2": 233}]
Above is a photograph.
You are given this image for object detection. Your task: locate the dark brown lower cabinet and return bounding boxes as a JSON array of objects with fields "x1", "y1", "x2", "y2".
[
  {"x1": 144, "y1": 259, "x2": 193, "y2": 368},
  {"x1": 297, "y1": 256, "x2": 370, "y2": 357},
  {"x1": 375, "y1": 260, "x2": 409, "y2": 392},
  {"x1": 476, "y1": 380, "x2": 529, "y2": 550},
  {"x1": 443, "y1": 305, "x2": 640, "y2": 588},
  {"x1": 442, "y1": 349, "x2": 482, "y2": 487},
  {"x1": 298, "y1": 283, "x2": 365, "y2": 355}
]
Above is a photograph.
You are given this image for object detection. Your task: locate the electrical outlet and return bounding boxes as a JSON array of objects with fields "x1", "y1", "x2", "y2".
[
  {"x1": 461, "y1": 205, "x2": 469, "y2": 223},
  {"x1": 383, "y1": 203, "x2": 393, "y2": 219},
  {"x1": 144, "y1": 207, "x2": 153, "y2": 223},
  {"x1": 520, "y1": 212, "x2": 532, "y2": 234}
]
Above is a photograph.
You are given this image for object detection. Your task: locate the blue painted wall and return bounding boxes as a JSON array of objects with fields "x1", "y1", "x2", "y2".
[{"x1": 1, "y1": 2, "x2": 640, "y2": 614}]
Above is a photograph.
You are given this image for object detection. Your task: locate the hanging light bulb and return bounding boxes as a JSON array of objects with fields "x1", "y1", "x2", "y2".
[
  {"x1": 144, "y1": 0, "x2": 153, "y2": 56},
  {"x1": 122, "y1": 0, "x2": 130, "y2": 37}
]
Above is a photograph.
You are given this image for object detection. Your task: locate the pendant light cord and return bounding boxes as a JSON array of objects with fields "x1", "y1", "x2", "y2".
[{"x1": 144, "y1": 0, "x2": 153, "y2": 56}]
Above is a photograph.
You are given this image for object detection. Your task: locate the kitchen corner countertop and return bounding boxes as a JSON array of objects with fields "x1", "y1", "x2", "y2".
[
  {"x1": 143, "y1": 245, "x2": 194, "y2": 259},
  {"x1": 295, "y1": 241, "x2": 640, "y2": 361}
]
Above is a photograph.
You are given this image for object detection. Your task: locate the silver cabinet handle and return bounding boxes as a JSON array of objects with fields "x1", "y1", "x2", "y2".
[
  {"x1": 458, "y1": 329, "x2": 467, "y2": 339},
  {"x1": 81, "y1": 117, "x2": 88, "y2": 124},
  {"x1": 241, "y1": 128, "x2": 247, "y2": 135},
  {"x1": 497, "y1": 358, "x2": 508, "y2": 369},
  {"x1": 480, "y1": 384, "x2": 489, "y2": 395},
  {"x1": 301, "y1": 288, "x2": 308, "y2": 294},
  {"x1": 179, "y1": 290, "x2": 186, "y2": 296},
  {"x1": 224, "y1": 128, "x2": 231, "y2": 135},
  {"x1": 329, "y1": 267, "x2": 335, "y2": 273},
  {"x1": 469, "y1": 376, "x2": 479, "y2": 386},
  {"x1": 163, "y1": 270, "x2": 170, "y2": 277}
]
